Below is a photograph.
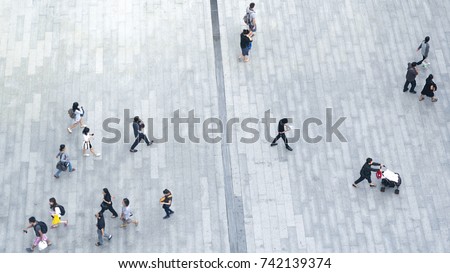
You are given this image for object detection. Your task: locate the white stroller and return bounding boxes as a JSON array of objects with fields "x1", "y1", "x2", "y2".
[{"x1": 379, "y1": 167, "x2": 402, "y2": 194}]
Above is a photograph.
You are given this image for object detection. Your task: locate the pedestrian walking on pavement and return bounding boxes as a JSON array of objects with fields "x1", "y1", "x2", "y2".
[
  {"x1": 49, "y1": 197, "x2": 68, "y2": 228},
  {"x1": 120, "y1": 198, "x2": 139, "y2": 228},
  {"x1": 67, "y1": 102, "x2": 86, "y2": 133},
  {"x1": 54, "y1": 144, "x2": 76, "y2": 179},
  {"x1": 130, "y1": 116, "x2": 153, "y2": 153},
  {"x1": 82, "y1": 127, "x2": 101, "y2": 157},
  {"x1": 270, "y1": 118, "x2": 293, "y2": 151},
  {"x1": 352, "y1": 158, "x2": 384, "y2": 188},
  {"x1": 419, "y1": 74, "x2": 438, "y2": 102},
  {"x1": 100, "y1": 188, "x2": 119, "y2": 218},
  {"x1": 243, "y1": 3, "x2": 257, "y2": 32},
  {"x1": 160, "y1": 189, "x2": 174, "y2": 219},
  {"x1": 416, "y1": 36, "x2": 430, "y2": 67},
  {"x1": 403, "y1": 62, "x2": 419, "y2": 93},
  {"x1": 95, "y1": 212, "x2": 112, "y2": 246},
  {"x1": 239, "y1": 29, "x2": 253, "y2": 62},
  {"x1": 23, "y1": 217, "x2": 51, "y2": 252}
]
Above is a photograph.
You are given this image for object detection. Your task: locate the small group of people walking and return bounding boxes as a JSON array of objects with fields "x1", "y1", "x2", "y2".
[
  {"x1": 403, "y1": 36, "x2": 439, "y2": 102},
  {"x1": 240, "y1": 3, "x2": 257, "y2": 62},
  {"x1": 23, "y1": 197, "x2": 68, "y2": 252},
  {"x1": 23, "y1": 189, "x2": 175, "y2": 251}
]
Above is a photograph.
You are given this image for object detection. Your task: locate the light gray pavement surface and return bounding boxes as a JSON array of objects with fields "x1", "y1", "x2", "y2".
[{"x1": 0, "y1": 0, "x2": 449, "y2": 253}]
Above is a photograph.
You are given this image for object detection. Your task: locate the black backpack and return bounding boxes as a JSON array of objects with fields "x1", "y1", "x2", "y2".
[
  {"x1": 58, "y1": 205, "x2": 66, "y2": 216},
  {"x1": 35, "y1": 221, "x2": 48, "y2": 234}
]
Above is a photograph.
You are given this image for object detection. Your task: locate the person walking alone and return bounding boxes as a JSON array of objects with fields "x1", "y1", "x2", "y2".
[
  {"x1": 54, "y1": 144, "x2": 76, "y2": 178},
  {"x1": 270, "y1": 118, "x2": 293, "y2": 151},
  {"x1": 82, "y1": 127, "x2": 101, "y2": 157},
  {"x1": 23, "y1": 217, "x2": 51, "y2": 252},
  {"x1": 130, "y1": 116, "x2": 153, "y2": 153},
  {"x1": 100, "y1": 188, "x2": 119, "y2": 218},
  {"x1": 49, "y1": 197, "x2": 68, "y2": 228},
  {"x1": 419, "y1": 74, "x2": 438, "y2": 102},
  {"x1": 120, "y1": 198, "x2": 139, "y2": 228},
  {"x1": 160, "y1": 189, "x2": 174, "y2": 219},
  {"x1": 403, "y1": 62, "x2": 418, "y2": 93},
  {"x1": 239, "y1": 29, "x2": 253, "y2": 63},
  {"x1": 352, "y1": 158, "x2": 383, "y2": 188},
  {"x1": 67, "y1": 102, "x2": 86, "y2": 133},
  {"x1": 95, "y1": 212, "x2": 112, "y2": 246},
  {"x1": 243, "y1": 3, "x2": 257, "y2": 32},
  {"x1": 416, "y1": 36, "x2": 430, "y2": 67}
]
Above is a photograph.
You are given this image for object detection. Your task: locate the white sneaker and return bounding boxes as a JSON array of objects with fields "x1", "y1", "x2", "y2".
[
  {"x1": 67, "y1": 128, "x2": 72, "y2": 133},
  {"x1": 83, "y1": 154, "x2": 90, "y2": 157},
  {"x1": 95, "y1": 153, "x2": 101, "y2": 157}
]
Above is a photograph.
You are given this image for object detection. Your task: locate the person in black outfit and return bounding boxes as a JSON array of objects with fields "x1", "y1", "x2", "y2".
[
  {"x1": 160, "y1": 189, "x2": 174, "y2": 219},
  {"x1": 239, "y1": 29, "x2": 253, "y2": 62},
  {"x1": 403, "y1": 62, "x2": 418, "y2": 93},
  {"x1": 270, "y1": 118, "x2": 293, "y2": 151},
  {"x1": 352, "y1": 158, "x2": 383, "y2": 188},
  {"x1": 100, "y1": 188, "x2": 118, "y2": 218},
  {"x1": 130, "y1": 116, "x2": 153, "y2": 152},
  {"x1": 95, "y1": 212, "x2": 112, "y2": 246},
  {"x1": 419, "y1": 74, "x2": 438, "y2": 102}
]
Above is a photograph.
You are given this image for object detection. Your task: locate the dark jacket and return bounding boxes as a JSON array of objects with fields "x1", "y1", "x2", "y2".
[
  {"x1": 132, "y1": 121, "x2": 140, "y2": 138},
  {"x1": 405, "y1": 63, "x2": 418, "y2": 81},
  {"x1": 421, "y1": 78, "x2": 437, "y2": 97},
  {"x1": 359, "y1": 162, "x2": 381, "y2": 178}
]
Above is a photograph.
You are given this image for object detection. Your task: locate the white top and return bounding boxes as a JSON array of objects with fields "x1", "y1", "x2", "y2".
[
  {"x1": 122, "y1": 206, "x2": 132, "y2": 220},
  {"x1": 83, "y1": 134, "x2": 92, "y2": 142},
  {"x1": 383, "y1": 169, "x2": 399, "y2": 182},
  {"x1": 51, "y1": 206, "x2": 61, "y2": 217}
]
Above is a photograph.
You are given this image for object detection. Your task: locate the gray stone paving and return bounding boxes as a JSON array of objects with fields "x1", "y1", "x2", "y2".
[{"x1": 0, "y1": 0, "x2": 449, "y2": 253}]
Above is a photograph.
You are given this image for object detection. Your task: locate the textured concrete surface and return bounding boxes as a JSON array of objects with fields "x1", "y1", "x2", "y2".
[{"x1": 0, "y1": 0, "x2": 449, "y2": 253}]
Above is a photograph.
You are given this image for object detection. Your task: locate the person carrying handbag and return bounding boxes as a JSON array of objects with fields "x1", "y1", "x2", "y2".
[
  {"x1": 54, "y1": 144, "x2": 76, "y2": 178},
  {"x1": 99, "y1": 188, "x2": 119, "y2": 218}
]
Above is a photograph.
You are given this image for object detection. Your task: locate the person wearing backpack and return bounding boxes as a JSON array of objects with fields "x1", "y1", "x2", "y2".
[
  {"x1": 67, "y1": 102, "x2": 87, "y2": 133},
  {"x1": 23, "y1": 216, "x2": 51, "y2": 252},
  {"x1": 49, "y1": 197, "x2": 68, "y2": 228},
  {"x1": 54, "y1": 144, "x2": 76, "y2": 178},
  {"x1": 243, "y1": 3, "x2": 257, "y2": 33}
]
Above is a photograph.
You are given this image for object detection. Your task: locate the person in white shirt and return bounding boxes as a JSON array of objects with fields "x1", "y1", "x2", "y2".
[
  {"x1": 120, "y1": 198, "x2": 138, "y2": 228},
  {"x1": 67, "y1": 102, "x2": 87, "y2": 133},
  {"x1": 82, "y1": 127, "x2": 101, "y2": 157},
  {"x1": 49, "y1": 197, "x2": 68, "y2": 228}
]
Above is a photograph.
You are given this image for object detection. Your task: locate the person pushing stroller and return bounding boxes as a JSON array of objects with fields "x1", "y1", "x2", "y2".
[{"x1": 352, "y1": 158, "x2": 384, "y2": 188}]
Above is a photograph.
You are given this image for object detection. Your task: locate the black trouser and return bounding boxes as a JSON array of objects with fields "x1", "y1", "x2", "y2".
[
  {"x1": 163, "y1": 204, "x2": 173, "y2": 216},
  {"x1": 131, "y1": 133, "x2": 150, "y2": 150},
  {"x1": 100, "y1": 203, "x2": 118, "y2": 217},
  {"x1": 354, "y1": 176, "x2": 371, "y2": 185},
  {"x1": 403, "y1": 79, "x2": 416, "y2": 92},
  {"x1": 272, "y1": 133, "x2": 288, "y2": 145},
  {"x1": 417, "y1": 55, "x2": 426, "y2": 65}
]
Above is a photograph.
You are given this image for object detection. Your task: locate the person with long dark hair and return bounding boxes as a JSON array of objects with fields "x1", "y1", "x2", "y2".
[
  {"x1": 67, "y1": 102, "x2": 86, "y2": 133},
  {"x1": 82, "y1": 127, "x2": 101, "y2": 157},
  {"x1": 49, "y1": 197, "x2": 68, "y2": 228},
  {"x1": 419, "y1": 74, "x2": 438, "y2": 102},
  {"x1": 100, "y1": 188, "x2": 118, "y2": 218}
]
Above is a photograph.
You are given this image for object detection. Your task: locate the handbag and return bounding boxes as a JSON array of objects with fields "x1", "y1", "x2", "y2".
[
  {"x1": 56, "y1": 161, "x2": 68, "y2": 171},
  {"x1": 38, "y1": 240, "x2": 48, "y2": 251},
  {"x1": 376, "y1": 169, "x2": 382, "y2": 179},
  {"x1": 100, "y1": 202, "x2": 108, "y2": 209}
]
